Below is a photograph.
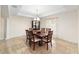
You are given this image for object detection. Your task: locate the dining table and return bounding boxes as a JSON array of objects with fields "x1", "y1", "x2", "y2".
[{"x1": 34, "y1": 31, "x2": 48, "y2": 46}]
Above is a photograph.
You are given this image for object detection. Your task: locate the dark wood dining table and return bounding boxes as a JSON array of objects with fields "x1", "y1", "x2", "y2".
[{"x1": 34, "y1": 32, "x2": 48, "y2": 46}]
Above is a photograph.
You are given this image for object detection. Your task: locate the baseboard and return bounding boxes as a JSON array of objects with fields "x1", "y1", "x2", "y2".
[
  {"x1": 6, "y1": 35, "x2": 25, "y2": 40},
  {"x1": 55, "y1": 37, "x2": 78, "y2": 45}
]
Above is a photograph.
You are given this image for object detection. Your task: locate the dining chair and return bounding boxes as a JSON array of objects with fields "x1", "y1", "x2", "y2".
[
  {"x1": 41, "y1": 28, "x2": 46, "y2": 33},
  {"x1": 46, "y1": 28, "x2": 51, "y2": 32},
  {"x1": 29, "y1": 31, "x2": 41, "y2": 50},
  {"x1": 25, "y1": 30, "x2": 29, "y2": 44},
  {"x1": 29, "y1": 28, "x2": 33, "y2": 31},
  {"x1": 42, "y1": 31, "x2": 53, "y2": 50}
]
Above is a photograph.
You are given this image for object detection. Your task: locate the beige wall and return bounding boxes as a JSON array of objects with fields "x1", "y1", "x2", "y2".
[
  {"x1": 0, "y1": 17, "x2": 5, "y2": 40},
  {"x1": 0, "y1": 21, "x2": 5, "y2": 40},
  {"x1": 40, "y1": 18, "x2": 57, "y2": 37},
  {"x1": 0, "y1": 6, "x2": 32, "y2": 40},
  {"x1": 78, "y1": 9, "x2": 79, "y2": 48},
  {"x1": 0, "y1": 6, "x2": 1, "y2": 17},
  {"x1": 6, "y1": 16, "x2": 32, "y2": 39},
  {"x1": 0, "y1": 6, "x2": 1, "y2": 40},
  {"x1": 56, "y1": 10, "x2": 78, "y2": 43},
  {"x1": 41, "y1": 10, "x2": 78, "y2": 43},
  {"x1": 0, "y1": 6, "x2": 4, "y2": 40}
]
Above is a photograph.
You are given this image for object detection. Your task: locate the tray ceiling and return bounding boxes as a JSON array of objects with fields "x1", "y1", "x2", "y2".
[{"x1": 8, "y1": 5, "x2": 79, "y2": 18}]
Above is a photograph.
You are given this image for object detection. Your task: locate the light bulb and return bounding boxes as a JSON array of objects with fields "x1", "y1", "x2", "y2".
[
  {"x1": 34, "y1": 18, "x2": 36, "y2": 20},
  {"x1": 37, "y1": 17, "x2": 40, "y2": 21}
]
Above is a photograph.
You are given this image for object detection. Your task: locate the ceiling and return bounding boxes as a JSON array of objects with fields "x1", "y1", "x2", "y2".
[{"x1": 8, "y1": 5, "x2": 79, "y2": 18}]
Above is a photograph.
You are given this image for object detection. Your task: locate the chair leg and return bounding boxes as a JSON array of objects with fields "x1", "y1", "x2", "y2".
[
  {"x1": 26, "y1": 39, "x2": 28, "y2": 43},
  {"x1": 25, "y1": 39, "x2": 28, "y2": 45},
  {"x1": 29, "y1": 40, "x2": 31, "y2": 47},
  {"x1": 26, "y1": 37, "x2": 29, "y2": 43},
  {"x1": 47, "y1": 43, "x2": 48, "y2": 50},
  {"x1": 33, "y1": 42, "x2": 35, "y2": 50},
  {"x1": 51, "y1": 41, "x2": 52, "y2": 47}
]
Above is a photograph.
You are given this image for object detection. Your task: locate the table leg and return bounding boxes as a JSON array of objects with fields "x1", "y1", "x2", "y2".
[{"x1": 39, "y1": 39, "x2": 43, "y2": 46}]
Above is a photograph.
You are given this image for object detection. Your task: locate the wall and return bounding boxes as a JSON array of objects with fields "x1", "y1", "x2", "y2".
[
  {"x1": 55, "y1": 10, "x2": 78, "y2": 43},
  {"x1": 6, "y1": 16, "x2": 32, "y2": 39},
  {"x1": 40, "y1": 18, "x2": 57, "y2": 37},
  {"x1": 0, "y1": 6, "x2": 5, "y2": 40},
  {"x1": 78, "y1": 9, "x2": 79, "y2": 48},
  {"x1": 41, "y1": 10, "x2": 78, "y2": 43},
  {"x1": 0, "y1": 5, "x2": 9, "y2": 40},
  {"x1": 0, "y1": 17, "x2": 5, "y2": 40},
  {"x1": 0, "y1": 5, "x2": 1, "y2": 16},
  {"x1": 0, "y1": 6, "x2": 1, "y2": 40}
]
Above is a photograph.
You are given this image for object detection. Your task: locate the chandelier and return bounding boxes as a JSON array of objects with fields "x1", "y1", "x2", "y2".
[{"x1": 34, "y1": 9, "x2": 40, "y2": 21}]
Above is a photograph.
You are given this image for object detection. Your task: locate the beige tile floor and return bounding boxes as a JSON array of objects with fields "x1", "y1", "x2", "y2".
[{"x1": 0, "y1": 36, "x2": 78, "y2": 54}]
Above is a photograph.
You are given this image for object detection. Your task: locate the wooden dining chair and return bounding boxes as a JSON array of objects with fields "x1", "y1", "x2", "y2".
[
  {"x1": 29, "y1": 31, "x2": 41, "y2": 50},
  {"x1": 29, "y1": 28, "x2": 33, "y2": 31},
  {"x1": 46, "y1": 28, "x2": 51, "y2": 32},
  {"x1": 41, "y1": 28, "x2": 46, "y2": 33},
  {"x1": 43, "y1": 31, "x2": 53, "y2": 50},
  {"x1": 25, "y1": 30, "x2": 29, "y2": 43}
]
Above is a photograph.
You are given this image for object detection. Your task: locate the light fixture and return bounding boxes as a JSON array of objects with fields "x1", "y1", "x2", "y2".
[{"x1": 34, "y1": 9, "x2": 40, "y2": 21}]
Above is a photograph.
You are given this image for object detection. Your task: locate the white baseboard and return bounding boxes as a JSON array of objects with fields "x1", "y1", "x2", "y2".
[
  {"x1": 55, "y1": 37, "x2": 77, "y2": 44},
  {"x1": 6, "y1": 35, "x2": 25, "y2": 40}
]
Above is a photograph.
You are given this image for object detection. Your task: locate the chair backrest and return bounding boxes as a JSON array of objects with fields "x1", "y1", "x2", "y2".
[
  {"x1": 28, "y1": 31, "x2": 36, "y2": 42},
  {"x1": 41, "y1": 28, "x2": 45, "y2": 33},
  {"x1": 28, "y1": 31, "x2": 33, "y2": 38},
  {"x1": 25, "y1": 30, "x2": 29, "y2": 38},
  {"x1": 47, "y1": 31, "x2": 53, "y2": 40},
  {"x1": 25, "y1": 30, "x2": 28, "y2": 34},
  {"x1": 29, "y1": 28, "x2": 33, "y2": 31},
  {"x1": 46, "y1": 28, "x2": 51, "y2": 32}
]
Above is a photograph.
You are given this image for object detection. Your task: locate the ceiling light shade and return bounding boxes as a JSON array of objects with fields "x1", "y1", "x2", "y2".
[
  {"x1": 34, "y1": 17, "x2": 40, "y2": 21},
  {"x1": 33, "y1": 9, "x2": 40, "y2": 21},
  {"x1": 34, "y1": 17, "x2": 37, "y2": 20},
  {"x1": 36, "y1": 17, "x2": 40, "y2": 21}
]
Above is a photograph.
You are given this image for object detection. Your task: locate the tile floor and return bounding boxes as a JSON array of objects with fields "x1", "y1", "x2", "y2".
[{"x1": 0, "y1": 36, "x2": 78, "y2": 54}]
